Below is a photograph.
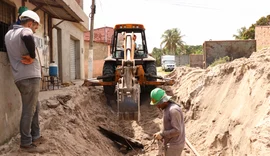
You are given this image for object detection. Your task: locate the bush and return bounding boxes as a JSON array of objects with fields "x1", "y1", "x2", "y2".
[{"x1": 210, "y1": 56, "x2": 230, "y2": 67}]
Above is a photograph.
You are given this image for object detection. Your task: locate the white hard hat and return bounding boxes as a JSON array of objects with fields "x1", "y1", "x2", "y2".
[{"x1": 19, "y1": 10, "x2": 40, "y2": 25}]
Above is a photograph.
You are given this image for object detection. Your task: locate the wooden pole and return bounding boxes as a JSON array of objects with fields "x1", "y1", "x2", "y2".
[
  {"x1": 185, "y1": 138, "x2": 201, "y2": 156},
  {"x1": 36, "y1": 47, "x2": 45, "y2": 90},
  {"x1": 88, "y1": 0, "x2": 95, "y2": 78}
]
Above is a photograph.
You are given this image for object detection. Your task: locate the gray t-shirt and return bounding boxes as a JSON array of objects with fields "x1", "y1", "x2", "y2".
[
  {"x1": 5, "y1": 25, "x2": 41, "y2": 82},
  {"x1": 162, "y1": 102, "x2": 186, "y2": 149}
]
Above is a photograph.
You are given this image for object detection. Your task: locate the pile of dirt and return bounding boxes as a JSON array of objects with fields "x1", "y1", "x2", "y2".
[
  {"x1": 168, "y1": 48, "x2": 270, "y2": 155},
  {"x1": 0, "y1": 86, "x2": 123, "y2": 156},
  {"x1": 0, "y1": 85, "x2": 174, "y2": 156}
]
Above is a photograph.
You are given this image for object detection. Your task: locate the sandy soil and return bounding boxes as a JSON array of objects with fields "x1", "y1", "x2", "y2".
[
  {"x1": 0, "y1": 48, "x2": 270, "y2": 156},
  {"x1": 168, "y1": 48, "x2": 270, "y2": 155}
]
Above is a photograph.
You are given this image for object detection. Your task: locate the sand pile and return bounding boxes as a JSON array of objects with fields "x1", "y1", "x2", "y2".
[{"x1": 168, "y1": 48, "x2": 270, "y2": 155}]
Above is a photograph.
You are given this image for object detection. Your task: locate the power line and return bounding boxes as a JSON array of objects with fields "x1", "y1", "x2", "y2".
[
  {"x1": 143, "y1": 0, "x2": 220, "y2": 10},
  {"x1": 98, "y1": 0, "x2": 107, "y2": 27}
]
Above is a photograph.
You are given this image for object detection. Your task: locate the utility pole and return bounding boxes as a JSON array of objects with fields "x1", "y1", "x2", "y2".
[{"x1": 88, "y1": 0, "x2": 95, "y2": 78}]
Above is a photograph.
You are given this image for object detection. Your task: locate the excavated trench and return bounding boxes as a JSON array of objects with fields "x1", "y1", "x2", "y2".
[{"x1": 0, "y1": 84, "x2": 195, "y2": 156}]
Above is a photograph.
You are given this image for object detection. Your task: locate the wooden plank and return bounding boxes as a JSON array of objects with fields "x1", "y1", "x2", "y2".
[
  {"x1": 186, "y1": 138, "x2": 201, "y2": 156},
  {"x1": 98, "y1": 126, "x2": 144, "y2": 149}
]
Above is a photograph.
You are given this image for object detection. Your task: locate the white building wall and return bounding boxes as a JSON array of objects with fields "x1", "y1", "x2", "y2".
[{"x1": 52, "y1": 19, "x2": 86, "y2": 83}]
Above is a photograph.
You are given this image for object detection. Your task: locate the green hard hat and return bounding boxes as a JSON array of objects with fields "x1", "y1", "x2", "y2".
[
  {"x1": 150, "y1": 88, "x2": 172, "y2": 105},
  {"x1": 18, "y1": 6, "x2": 28, "y2": 15}
]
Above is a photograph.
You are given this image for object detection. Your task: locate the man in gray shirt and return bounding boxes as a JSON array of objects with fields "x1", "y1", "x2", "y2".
[
  {"x1": 150, "y1": 88, "x2": 185, "y2": 156},
  {"x1": 5, "y1": 10, "x2": 44, "y2": 152}
]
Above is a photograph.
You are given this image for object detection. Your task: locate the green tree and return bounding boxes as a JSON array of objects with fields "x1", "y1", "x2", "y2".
[
  {"x1": 233, "y1": 27, "x2": 247, "y2": 39},
  {"x1": 238, "y1": 15, "x2": 270, "y2": 39},
  {"x1": 151, "y1": 47, "x2": 162, "y2": 66},
  {"x1": 184, "y1": 45, "x2": 203, "y2": 55},
  {"x1": 160, "y1": 28, "x2": 185, "y2": 55}
]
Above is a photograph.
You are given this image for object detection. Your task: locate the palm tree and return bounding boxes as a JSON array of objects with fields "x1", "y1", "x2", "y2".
[
  {"x1": 233, "y1": 27, "x2": 247, "y2": 39},
  {"x1": 160, "y1": 28, "x2": 185, "y2": 55}
]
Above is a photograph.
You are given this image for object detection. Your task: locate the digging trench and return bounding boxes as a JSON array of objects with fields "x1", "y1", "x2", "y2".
[{"x1": 40, "y1": 84, "x2": 197, "y2": 156}]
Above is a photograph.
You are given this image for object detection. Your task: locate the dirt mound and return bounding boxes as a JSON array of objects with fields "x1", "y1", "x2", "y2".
[
  {"x1": 0, "y1": 86, "x2": 124, "y2": 156},
  {"x1": 169, "y1": 48, "x2": 270, "y2": 155}
]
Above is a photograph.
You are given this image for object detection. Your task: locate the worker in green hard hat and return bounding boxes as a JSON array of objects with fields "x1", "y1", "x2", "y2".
[
  {"x1": 17, "y1": 6, "x2": 29, "y2": 23},
  {"x1": 8, "y1": 6, "x2": 28, "y2": 30},
  {"x1": 150, "y1": 88, "x2": 186, "y2": 156}
]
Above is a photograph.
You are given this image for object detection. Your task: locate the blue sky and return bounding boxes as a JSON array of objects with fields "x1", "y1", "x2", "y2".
[{"x1": 83, "y1": 0, "x2": 270, "y2": 52}]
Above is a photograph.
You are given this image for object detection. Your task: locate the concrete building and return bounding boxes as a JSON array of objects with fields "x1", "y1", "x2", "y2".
[
  {"x1": 0, "y1": 0, "x2": 88, "y2": 145},
  {"x1": 189, "y1": 54, "x2": 204, "y2": 68},
  {"x1": 84, "y1": 26, "x2": 114, "y2": 78},
  {"x1": 255, "y1": 26, "x2": 270, "y2": 51},
  {"x1": 203, "y1": 40, "x2": 256, "y2": 68}
]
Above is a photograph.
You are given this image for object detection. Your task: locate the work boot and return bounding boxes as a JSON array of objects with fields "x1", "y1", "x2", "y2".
[
  {"x1": 32, "y1": 136, "x2": 46, "y2": 145},
  {"x1": 20, "y1": 143, "x2": 46, "y2": 153}
]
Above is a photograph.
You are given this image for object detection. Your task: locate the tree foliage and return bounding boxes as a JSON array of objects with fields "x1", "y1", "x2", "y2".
[
  {"x1": 184, "y1": 45, "x2": 203, "y2": 55},
  {"x1": 233, "y1": 27, "x2": 248, "y2": 39},
  {"x1": 151, "y1": 45, "x2": 202, "y2": 66},
  {"x1": 150, "y1": 28, "x2": 202, "y2": 65},
  {"x1": 160, "y1": 28, "x2": 185, "y2": 55},
  {"x1": 151, "y1": 47, "x2": 162, "y2": 66},
  {"x1": 234, "y1": 15, "x2": 270, "y2": 39}
]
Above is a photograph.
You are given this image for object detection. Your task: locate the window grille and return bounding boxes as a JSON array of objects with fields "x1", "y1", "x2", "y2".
[{"x1": 0, "y1": 1, "x2": 15, "y2": 52}]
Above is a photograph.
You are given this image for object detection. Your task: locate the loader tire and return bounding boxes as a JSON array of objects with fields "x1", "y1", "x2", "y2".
[
  {"x1": 143, "y1": 61, "x2": 157, "y2": 93},
  {"x1": 103, "y1": 62, "x2": 115, "y2": 95}
]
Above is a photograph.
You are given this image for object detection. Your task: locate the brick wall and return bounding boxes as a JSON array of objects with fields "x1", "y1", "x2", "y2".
[
  {"x1": 84, "y1": 27, "x2": 113, "y2": 78},
  {"x1": 94, "y1": 27, "x2": 114, "y2": 44},
  {"x1": 255, "y1": 26, "x2": 270, "y2": 51},
  {"x1": 190, "y1": 54, "x2": 204, "y2": 68},
  {"x1": 203, "y1": 40, "x2": 256, "y2": 67},
  {"x1": 84, "y1": 27, "x2": 114, "y2": 44}
]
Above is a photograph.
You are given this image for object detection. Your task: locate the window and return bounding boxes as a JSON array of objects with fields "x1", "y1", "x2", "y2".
[{"x1": 0, "y1": 1, "x2": 15, "y2": 52}]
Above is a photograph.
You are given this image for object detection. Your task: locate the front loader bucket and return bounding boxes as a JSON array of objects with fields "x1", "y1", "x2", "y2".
[{"x1": 118, "y1": 97, "x2": 139, "y2": 120}]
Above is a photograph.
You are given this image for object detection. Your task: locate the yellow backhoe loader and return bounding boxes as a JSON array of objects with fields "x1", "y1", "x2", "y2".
[{"x1": 83, "y1": 24, "x2": 174, "y2": 121}]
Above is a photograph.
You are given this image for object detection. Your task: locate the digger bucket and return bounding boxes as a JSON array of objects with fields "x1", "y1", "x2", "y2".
[
  {"x1": 117, "y1": 81, "x2": 141, "y2": 121},
  {"x1": 118, "y1": 96, "x2": 139, "y2": 120}
]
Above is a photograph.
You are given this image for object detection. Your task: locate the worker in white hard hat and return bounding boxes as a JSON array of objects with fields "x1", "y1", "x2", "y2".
[
  {"x1": 19, "y1": 10, "x2": 41, "y2": 33},
  {"x1": 5, "y1": 10, "x2": 45, "y2": 152}
]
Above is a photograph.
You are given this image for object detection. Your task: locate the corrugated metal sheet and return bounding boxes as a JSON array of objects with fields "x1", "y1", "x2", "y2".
[{"x1": 70, "y1": 39, "x2": 76, "y2": 80}]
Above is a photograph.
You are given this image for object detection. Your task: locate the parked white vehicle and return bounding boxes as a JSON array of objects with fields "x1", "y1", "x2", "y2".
[{"x1": 161, "y1": 55, "x2": 176, "y2": 71}]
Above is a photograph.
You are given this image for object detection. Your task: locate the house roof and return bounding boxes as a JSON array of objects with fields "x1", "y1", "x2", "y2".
[{"x1": 84, "y1": 26, "x2": 114, "y2": 45}]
